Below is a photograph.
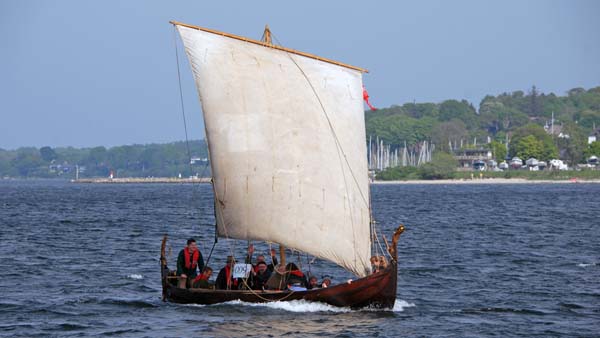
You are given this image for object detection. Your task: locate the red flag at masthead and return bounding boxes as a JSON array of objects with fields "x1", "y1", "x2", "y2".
[{"x1": 363, "y1": 85, "x2": 377, "y2": 111}]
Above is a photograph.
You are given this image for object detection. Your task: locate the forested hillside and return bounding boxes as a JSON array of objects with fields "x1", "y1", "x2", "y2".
[{"x1": 366, "y1": 86, "x2": 600, "y2": 163}]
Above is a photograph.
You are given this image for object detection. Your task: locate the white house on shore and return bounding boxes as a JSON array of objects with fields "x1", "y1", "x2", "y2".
[{"x1": 589, "y1": 128, "x2": 600, "y2": 144}]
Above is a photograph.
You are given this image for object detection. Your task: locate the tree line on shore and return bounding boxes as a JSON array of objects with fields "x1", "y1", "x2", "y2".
[
  {"x1": 368, "y1": 85, "x2": 599, "y2": 162},
  {"x1": 1, "y1": 86, "x2": 599, "y2": 179},
  {"x1": 370, "y1": 85, "x2": 600, "y2": 179},
  {"x1": 0, "y1": 140, "x2": 209, "y2": 178}
]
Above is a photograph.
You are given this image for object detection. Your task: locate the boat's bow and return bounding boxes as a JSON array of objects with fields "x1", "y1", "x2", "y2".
[{"x1": 389, "y1": 225, "x2": 405, "y2": 263}]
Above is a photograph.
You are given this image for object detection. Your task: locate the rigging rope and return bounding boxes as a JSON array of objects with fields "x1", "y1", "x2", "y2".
[
  {"x1": 173, "y1": 27, "x2": 240, "y2": 266},
  {"x1": 372, "y1": 222, "x2": 388, "y2": 259},
  {"x1": 270, "y1": 36, "x2": 393, "y2": 268},
  {"x1": 203, "y1": 240, "x2": 218, "y2": 269},
  {"x1": 239, "y1": 277, "x2": 297, "y2": 302},
  {"x1": 271, "y1": 39, "x2": 370, "y2": 210},
  {"x1": 172, "y1": 26, "x2": 209, "y2": 253},
  {"x1": 173, "y1": 27, "x2": 195, "y2": 180},
  {"x1": 173, "y1": 26, "x2": 236, "y2": 264},
  {"x1": 306, "y1": 253, "x2": 312, "y2": 276}
]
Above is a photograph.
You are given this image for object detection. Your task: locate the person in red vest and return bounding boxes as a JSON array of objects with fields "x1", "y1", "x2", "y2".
[
  {"x1": 192, "y1": 267, "x2": 213, "y2": 289},
  {"x1": 176, "y1": 238, "x2": 205, "y2": 288},
  {"x1": 216, "y1": 256, "x2": 239, "y2": 290}
]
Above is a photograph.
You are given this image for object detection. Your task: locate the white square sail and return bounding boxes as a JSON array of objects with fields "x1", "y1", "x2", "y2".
[{"x1": 176, "y1": 24, "x2": 372, "y2": 277}]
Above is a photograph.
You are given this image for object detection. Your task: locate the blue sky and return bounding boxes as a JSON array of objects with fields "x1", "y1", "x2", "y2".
[{"x1": 1, "y1": 0, "x2": 599, "y2": 149}]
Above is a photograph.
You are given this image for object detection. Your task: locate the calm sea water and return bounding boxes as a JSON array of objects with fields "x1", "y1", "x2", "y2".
[{"x1": 0, "y1": 180, "x2": 598, "y2": 337}]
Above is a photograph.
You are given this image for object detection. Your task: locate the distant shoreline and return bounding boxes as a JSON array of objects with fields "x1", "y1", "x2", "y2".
[
  {"x1": 2, "y1": 177, "x2": 598, "y2": 184},
  {"x1": 372, "y1": 178, "x2": 600, "y2": 184},
  {"x1": 72, "y1": 177, "x2": 211, "y2": 184},
  {"x1": 75, "y1": 177, "x2": 599, "y2": 184}
]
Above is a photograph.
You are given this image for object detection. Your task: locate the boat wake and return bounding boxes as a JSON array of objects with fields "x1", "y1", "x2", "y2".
[
  {"x1": 127, "y1": 274, "x2": 144, "y2": 280},
  {"x1": 224, "y1": 299, "x2": 352, "y2": 313},
  {"x1": 392, "y1": 299, "x2": 415, "y2": 312},
  {"x1": 577, "y1": 262, "x2": 598, "y2": 268},
  {"x1": 188, "y1": 299, "x2": 415, "y2": 313}
]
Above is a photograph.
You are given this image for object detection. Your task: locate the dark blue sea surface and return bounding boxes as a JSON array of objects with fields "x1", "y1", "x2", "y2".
[{"x1": 0, "y1": 180, "x2": 598, "y2": 337}]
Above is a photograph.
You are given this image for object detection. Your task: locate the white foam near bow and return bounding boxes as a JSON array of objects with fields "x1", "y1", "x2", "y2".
[
  {"x1": 127, "y1": 274, "x2": 144, "y2": 280},
  {"x1": 577, "y1": 263, "x2": 597, "y2": 267},
  {"x1": 217, "y1": 299, "x2": 415, "y2": 313},
  {"x1": 392, "y1": 299, "x2": 416, "y2": 312}
]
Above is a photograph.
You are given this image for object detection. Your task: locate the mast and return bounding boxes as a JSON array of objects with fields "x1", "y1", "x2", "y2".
[{"x1": 262, "y1": 25, "x2": 272, "y2": 45}]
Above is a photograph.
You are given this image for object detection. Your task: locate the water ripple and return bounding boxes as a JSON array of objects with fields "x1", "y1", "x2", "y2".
[{"x1": 0, "y1": 180, "x2": 598, "y2": 337}]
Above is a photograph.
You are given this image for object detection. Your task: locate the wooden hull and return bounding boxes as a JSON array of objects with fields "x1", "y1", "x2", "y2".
[
  {"x1": 162, "y1": 264, "x2": 396, "y2": 309},
  {"x1": 160, "y1": 226, "x2": 404, "y2": 309}
]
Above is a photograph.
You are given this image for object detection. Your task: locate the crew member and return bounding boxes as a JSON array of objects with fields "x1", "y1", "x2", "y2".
[{"x1": 176, "y1": 238, "x2": 205, "y2": 288}]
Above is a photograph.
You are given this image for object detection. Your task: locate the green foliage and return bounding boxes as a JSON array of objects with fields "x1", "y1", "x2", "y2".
[
  {"x1": 478, "y1": 98, "x2": 529, "y2": 134},
  {"x1": 11, "y1": 148, "x2": 45, "y2": 177},
  {"x1": 488, "y1": 140, "x2": 507, "y2": 161},
  {"x1": 87, "y1": 146, "x2": 107, "y2": 166},
  {"x1": 377, "y1": 152, "x2": 457, "y2": 180},
  {"x1": 558, "y1": 122, "x2": 587, "y2": 166},
  {"x1": 366, "y1": 86, "x2": 600, "y2": 165},
  {"x1": 401, "y1": 102, "x2": 439, "y2": 118},
  {"x1": 376, "y1": 166, "x2": 421, "y2": 181},
  {"x1": 574, "y1": 109, "x2": 600, "y2": 129},
  {"x1": 439, "y1": 99, "x2": 477, "y2": 127},
  {"x1": 585, "y1": 141, "x2": 600, "y2": 158},
  {"x1": 510, "y1": 124, "x2": 558, "y2": 161},
  {"x1": 431, "y1": 120, "x2": 468, "y2": 153},
  {"x1": 366, "y1": 113, "x2": 436, "y2": 145},
  {"x1": 369, "y1": 88, "x2": 600, "y2": 179},
  {"x1": 39, "y1": 146, "x2": 57, "y2": 162},
  {"x1": 514, "y1": 135, "x2": 543, "y2": 160},
  {"x1": 527, "y1": 85, "x2": 543, "y2": 116},
  {"x1": 419, "y1": 152, "x2": 458, "y2": 179},
  {"x1": 0, "y1": 140, "x2": 209, "y2": 178}
]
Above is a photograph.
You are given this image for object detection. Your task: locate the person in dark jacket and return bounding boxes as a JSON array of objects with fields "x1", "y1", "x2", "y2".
[
  {"x1": 176, "y1": 238, "x2": 204, "y2": 288},
  {"x1": 244, "y1": 245, "x2": 278, "y2": 273},
  {"x1": 307, "y1": 276, "x2": 319, "y2": 290},
  {"x1": 284, "y1": 263, "x2": 308, "y2": 289},
  {"x1": 266, "y1": 249, "x2": 279, "y2": 272},
  {"x1": 244, "y1": 244, "x2": 255, "y2": 265},
  {"x1": 192, "y1": 267, "x2": 213, "y2": 289},
  {"x1": 250, "y1": 261, "x2": 272, "y2": 290},
  {"x1": 215, "y1": 256, "x2": 239, "y2": 290}
]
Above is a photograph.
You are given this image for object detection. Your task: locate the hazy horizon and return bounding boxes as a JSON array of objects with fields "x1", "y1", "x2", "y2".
[{"x1": 2, "y1": 0, "x2": 599, "y2": 150}]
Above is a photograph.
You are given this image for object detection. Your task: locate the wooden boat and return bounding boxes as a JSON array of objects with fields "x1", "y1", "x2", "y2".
[
  {"x1": 160, "y1": 21, "x2": 405, "y2": 309},
  {"x1": 161, "y1": 226, "x2": 403, "y2": 309}
]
